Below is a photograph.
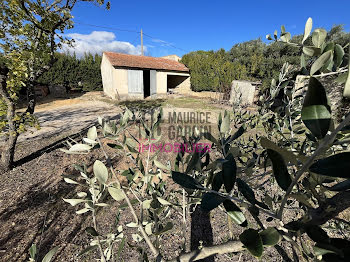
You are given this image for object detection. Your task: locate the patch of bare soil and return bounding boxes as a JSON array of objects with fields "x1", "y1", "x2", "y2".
[
  {"x1": 0, "y1": 96, "x2": 305, "y2": 261},
  {"x1": 0, "y1": 122, "x2": 300, "y2": 262}
]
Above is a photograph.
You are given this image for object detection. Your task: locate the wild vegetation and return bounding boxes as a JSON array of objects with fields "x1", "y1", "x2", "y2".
[
  {"x1": 1, "y1": 2, "x2": 350, "y2": 261},
  {"x1": 38, "y1": 52, "x2": 103, "y2": 92},
  {"x1": 0, "y1": 0, "x2": 110, "y2": 171},
  {"x1": 60, "y1": 18, "x2": 350, "y2": 261},
  {"x1": 181, "y1": 25, "x2": 350, "y2": 92},
  {"x1": 22, "y1": 23, "x2": 350, "y2": 96}
]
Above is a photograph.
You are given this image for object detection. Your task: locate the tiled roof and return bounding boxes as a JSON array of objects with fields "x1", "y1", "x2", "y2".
[{"x1": 104, "y1": 52, "x2": 189, "y2": 72}]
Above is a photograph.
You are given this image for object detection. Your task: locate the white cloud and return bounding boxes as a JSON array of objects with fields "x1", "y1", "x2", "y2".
[
  {"x1": 151, "y1": 38, "x2": 173, "y2": 47},
  {"x1": 62, "y1": 31, "x2": 146, "y2": 57}
]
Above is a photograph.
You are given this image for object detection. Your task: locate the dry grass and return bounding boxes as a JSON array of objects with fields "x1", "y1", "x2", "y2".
[{"x1": 165, "y1": 96, "x2": 221, "y2": 111}]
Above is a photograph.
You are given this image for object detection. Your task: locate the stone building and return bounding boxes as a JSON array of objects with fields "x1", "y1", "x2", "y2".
[
  {"x1": 101, "y1": 52, "x2": 190, "y2": 99},
  {"x1": 229, "y1": 80, "x2": 261, "y2": 105},
  {"x1": 160, "y1": 54, "x2": 181, "y2": 62}
]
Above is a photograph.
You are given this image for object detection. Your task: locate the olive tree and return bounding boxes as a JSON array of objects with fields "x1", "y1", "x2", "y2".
[
  {"x1": 0, "y1": 0, "x2": 110, "y2": 171},
  {"x1": 62, "y1": 18, "x2": 350, "y2": 261}
]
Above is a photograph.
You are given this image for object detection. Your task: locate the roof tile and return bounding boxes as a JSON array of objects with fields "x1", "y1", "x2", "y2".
[{"x1": 104, "y1": 52, "x2": 189, "y2": 72}]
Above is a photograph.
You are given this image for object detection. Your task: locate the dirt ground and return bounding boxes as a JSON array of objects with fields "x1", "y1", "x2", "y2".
[
  {"x1": 12, "y1": 93, "x2": 122, "y2": 144},
  {"x1": 0, "y1": 93, "x2": 310, "y2": 262}
]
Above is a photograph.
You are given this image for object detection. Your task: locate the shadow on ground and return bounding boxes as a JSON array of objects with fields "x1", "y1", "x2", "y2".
[{"x1": 118, "y1": 99, "x2": 165, "y2": 112}]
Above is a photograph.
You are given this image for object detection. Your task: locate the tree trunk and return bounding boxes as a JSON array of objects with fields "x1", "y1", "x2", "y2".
[
  {"x1": 0, "y1": 66, "x2": 18, "y2": 171},
  {"x1": 26, "y1": 81, "x2": 36, "y2": 114},
  {"x1": 1, "y1": 128, "x2": 18, "y2": 171}
]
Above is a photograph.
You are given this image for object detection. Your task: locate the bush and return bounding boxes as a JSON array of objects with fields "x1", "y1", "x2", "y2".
[
  {"x1": 62, "y1": 18, "x2": 350, "y2": 261},
  {"x1": 38, "y1": 52, "x2": 103, "y2": 92},
  {"x1": 181, "y1": 25, "x2": 350, "y2": 93}
]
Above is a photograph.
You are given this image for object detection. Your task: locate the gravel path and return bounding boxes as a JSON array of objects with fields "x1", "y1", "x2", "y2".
[{"x1": 18, "y1": 100, "x2": 121, "y2": 143}]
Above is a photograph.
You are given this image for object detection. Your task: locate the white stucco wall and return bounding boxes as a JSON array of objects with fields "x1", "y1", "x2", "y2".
[
  {"x1": 101, "y1": 53, "x2": 130, "y2": 100},
  {"x1": 101, "y1": 53, "x2": 116, "y2": 99},
  {"x1": 156, "y1": 71, "x2": 168, "y2": 94},
  {"x1": 114, "y1": 68, "x2": 128, "y2": 98},
  {"x1": 102, "y1": 57, "x2": 191, "y2": 99}
]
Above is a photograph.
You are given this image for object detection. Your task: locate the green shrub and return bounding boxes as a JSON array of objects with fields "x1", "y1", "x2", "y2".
[{"x1": 62, "y1": 18, "x2": 350, "y2": 261}]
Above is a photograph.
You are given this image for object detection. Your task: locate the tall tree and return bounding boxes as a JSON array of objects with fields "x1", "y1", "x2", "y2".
[
  {"x1": 0, "y1": 0, "x2": 110, "y2": 171},
  {"x1": 37, "y1": 52, "x2": 103, "y2": 91},
  {"x1": 181, "y1": 26, "x2": 349, "y2": 92}
]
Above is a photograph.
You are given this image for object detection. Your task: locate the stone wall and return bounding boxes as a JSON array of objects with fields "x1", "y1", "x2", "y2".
[
  {"x1": 321, "y1": 76, "x2": 350, "y2": 122},
  {"x1": 229, "y1": 80, "x2": 257, "y2": 105},
  {"x1": 170, "y1": 76, "x2": 191, "y2": 94}
]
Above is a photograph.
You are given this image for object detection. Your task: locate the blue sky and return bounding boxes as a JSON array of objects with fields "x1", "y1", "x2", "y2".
[{"x1": 66, "y1": 0, "x2": 350, "y2": 57}]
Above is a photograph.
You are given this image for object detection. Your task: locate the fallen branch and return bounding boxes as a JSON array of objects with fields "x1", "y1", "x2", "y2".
[{"x1": 167, "y1": 240, "x2": 244, "y2": 262}]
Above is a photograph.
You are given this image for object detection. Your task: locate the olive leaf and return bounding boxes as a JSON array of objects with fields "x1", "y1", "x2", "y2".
[
  {"x1": 220, "y1": 111, "x2": 230, "y2": 133},
  {"x1": 302, "y1": 105, "x2": 331, "y2": 139},
  {"x1": 259, "y1": 227, "x2": 281, "y2": 246},
  {"x1": 303, "y1": 46, "x2": 320, "y2": 57},
  {"x1": 87, "y1": 126, "x2": 97, "y2": 141},
  {"x1": 63, "y1": 198, "x2": 88, "y2": 206},
  {"x1": 310, "y1": 50, "x2": 332, "y2": 75},
  {"x1": 281, "y1": 32, "x2": 291, "y2": 43},
  {"x1": 223, "y1": 199, "x2": 247, "y2": 226},
  {"x1": 185, "y1": 151, "x2": 201, "y2": 173},
  {"x1": 239, "y1": 229, "x2": 263, "y2": 257},
  {"x1": 154, "y1": 160, "x2": 170, "y2": 171},
  {"x1": 343, "y1": 47, "x2": 350, "y2": 98},
  {"x1": 93, "y1": 160, "x2": 108, "y2": 184},
  {"x1": 267, "y1": 149, "x2": 292, "y2": 191},
  {"x1": 313, "y1": 243, "x2": 343, "y2": 257},
  {"x1": 309, "y1": 152, "x2": 350, "y2": 178},
  {"x1": 312, "y1": 28, "x2": 327, "y2": 48},
  {"x1": 201, "y1": 193, "x2": 224, "y2": 212},
  {"x1": 171, "y1": 171, "x2": 203, "y2": 190},
  {"x1": 69, "y1": 143, "x2": 92, "y2": 152},
  {"x1": 212, "y1": 171, "x2": 223, "y2": 191},
  {"x1": 327, "y1": 179, "x2": 350, "y2": 191},
  {"x1": 302, "y1": 77, "x2": 331, "y2": 139},
  {"x1": 302, "y1": 17, "x2": 312, "y2": 44},
  {"x1": 42, "y1": 247, "x2": 59, "y2": 262},
  {"x1": 236, "y1": 178, "x2": 256, "y2": 204},
  {"x1": 260, "y1": 137, "x2": 302, "y2": 165},
  {"x1": 334, "y1": 44, "x2": 345, "y2": 68},
  {"x1": 222, "y1": 153, "x2": 237, "y2": 193},
  {"x1": 335, "y1": 72, "x2": 348, "y2": 84},
  {"x1": 108, "y1": 187, "x2": 125, "y2": 201}
]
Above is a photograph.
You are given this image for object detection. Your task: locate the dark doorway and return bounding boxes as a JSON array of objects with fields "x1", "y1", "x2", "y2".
[
  {"x1": 143, "y1": 70, "x2": 150, "y2": 98},
  {"x1": 167, "y1": 75, "x2": 188, "y2": 92}
]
